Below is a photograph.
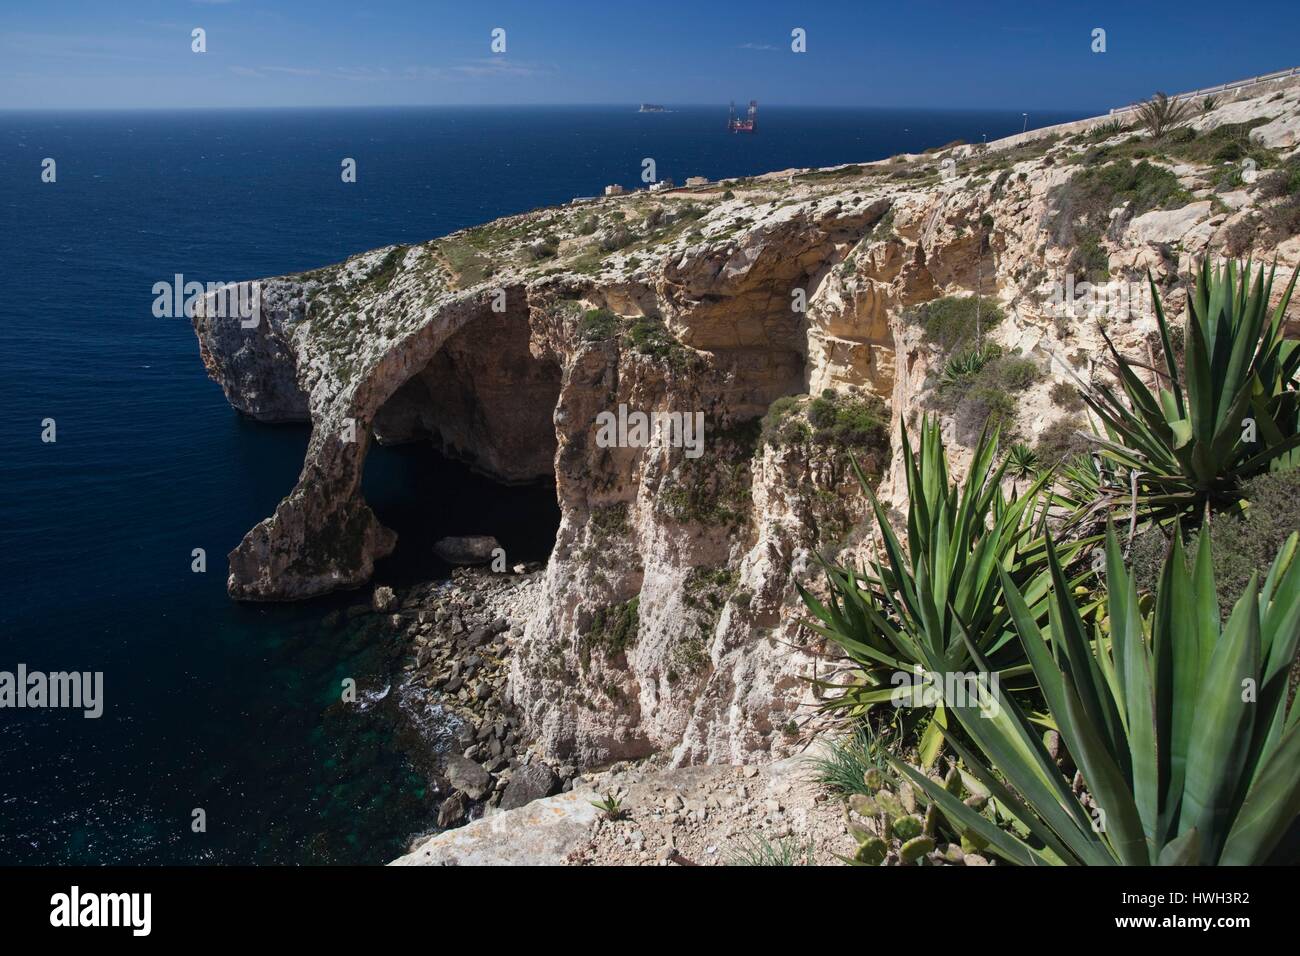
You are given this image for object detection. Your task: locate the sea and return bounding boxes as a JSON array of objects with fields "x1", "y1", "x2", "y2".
[{"x1": 0, "y1": 104, "x2": 1089, "y2": 864}]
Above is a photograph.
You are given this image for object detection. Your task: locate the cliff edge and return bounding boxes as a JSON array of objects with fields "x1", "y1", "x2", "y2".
[{"x1": 194, "y1": 79, "x2": 1300, "y2": 770}]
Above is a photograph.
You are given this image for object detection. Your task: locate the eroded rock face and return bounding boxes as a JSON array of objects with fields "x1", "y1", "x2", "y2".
[{"x1": 194, "y1": 80, "x2": 1300, "y2": 764}]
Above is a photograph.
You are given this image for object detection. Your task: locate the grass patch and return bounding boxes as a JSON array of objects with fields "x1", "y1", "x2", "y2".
[
  {"x1": 809, "y1": 725, "x2": 889, "y2": 797},
  {"x1": 436, "y1": 239, "x2": 492, "y2": 287},
  {"x1": 726, "y1": 834, "x2": 817, "y2": 866}
]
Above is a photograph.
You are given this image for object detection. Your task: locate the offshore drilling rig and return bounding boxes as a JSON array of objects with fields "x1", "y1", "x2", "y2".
[{"x1": 727, "y1": 100, "x2": 757, "y2": 133}]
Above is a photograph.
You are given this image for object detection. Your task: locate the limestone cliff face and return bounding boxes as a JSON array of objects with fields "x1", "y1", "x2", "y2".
[{"x1": 194, "y1": 80, "x2": 1300, "y2": 765}]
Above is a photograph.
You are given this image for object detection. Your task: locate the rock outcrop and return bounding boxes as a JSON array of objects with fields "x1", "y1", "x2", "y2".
[{"x1": 194, "y1": 79, "x2": 1300, "y2": 770}]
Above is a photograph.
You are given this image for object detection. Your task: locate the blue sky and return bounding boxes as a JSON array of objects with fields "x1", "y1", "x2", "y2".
[{"x1": 2, "y1": 0, "x2": 1297, "y2": 111}]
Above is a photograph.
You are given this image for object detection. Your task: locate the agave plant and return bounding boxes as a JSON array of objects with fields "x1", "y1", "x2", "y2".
[
  {"x1": 800, "y1": 417, "x2": 1077, "y2": 764},
  {"x1": 940, "y1": 342, "x2": 1001, "y2": 387},
  {"x1": 1135, "y1": 91, "x2": 1192, "y2": 140},
  {"x1": 1005, "y1": 442, "x2": 1040, "y2": 480},
  {"x1": 898, "y1": 524, "x2": 1300, "y2": 865},
  {"x1": 1074, "y1": 259, "x2": 1300, "y2": 522},
  {"x1": 589, "y1": 792, "x2": 627, "y2": 821},
  {"x1": 1089, "y1": 117, "x2": 1128, "y2": 141}
]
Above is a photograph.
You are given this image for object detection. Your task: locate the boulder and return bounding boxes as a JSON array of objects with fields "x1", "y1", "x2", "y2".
[
  {"x1": 371, "y1": 585, "x2": 397, "y2": 613},
  {"x1": 391, "y1": 790, "x2": 601, "y2": 866},
  {"x1": 434, "y1": 536, "x2": 502, "y2": 565},
  {"x1": 437, "y1": 791, "x2": 467, "y2": 828},
  {"x1": 1251, "y1": 112, "x2": 1300, "y2": 150},
  {"x1": 444, "y1": 754, "x2": 493, "y2": 800},
  {"x1": 1124, "y1": 201, "x2": 1213, "y2": 246},
  {"x1": 499, "y1": 760, "x2": 561, "y2": 811}
]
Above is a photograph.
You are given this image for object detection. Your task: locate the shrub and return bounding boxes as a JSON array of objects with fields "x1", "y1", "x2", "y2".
[
  {"x1": 1194, "y1": 468, "x2": 1300, "y2": 620},
  {"x1": 1049, "y1": 160, "x2": 1191, "y2": 248},
  {"x1": 1049, "y1": 380, "x2": 1085, "y2": 411},
  {"x1": 761, "y1": 391, "x2": 889, "y2": 454},
  {"x1": 760, "y1": 395, "x2": 809, "y2": 446},
  {"x1": 1258, "y1": 155, "x2": 1300, "y2": 201},
  {"x1": 1264, "y1": 196, "x2": 1300, "y2": 241},
  {"x1": 626, "y1": 316, "x2": 676, "y2": 359},
  {"x1": 909, "y1": 295, "x2": 1005, "y2": 353},
  {"x1": 938, "y1": 352, "x2": 1041, "y2": 441},
  {"x1": 577, "y1": 307, "x2": 619, "y2": 342},
  {"x1": 808, "y1": 392, "x2": 889, "y2": 449},
  {"x1": 992, "y1": 355, "x2": 1041, "y2": 390},
  {"x1": 1068, "y1": 231, "x2": 1110, "y2": 282},
  {"x1": 1033, "y1": 416, "x2": 1092, "y2": 468},
  {"x1": 955, "y1": 385, "x2": 1018, "y2": 439},
  {"x1": 1223, "y1": 215, "x2": 1258, "y2": 257}
]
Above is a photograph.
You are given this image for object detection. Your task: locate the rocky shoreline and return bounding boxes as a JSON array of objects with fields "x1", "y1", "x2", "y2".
[{"x1": 384, "y1": 561, "x2": 583, "y2": 840}]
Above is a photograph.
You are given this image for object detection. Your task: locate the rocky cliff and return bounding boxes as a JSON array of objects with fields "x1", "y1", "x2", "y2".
[{"x1": 194, "y1": 79, "x2": 1300, "y2": 769}]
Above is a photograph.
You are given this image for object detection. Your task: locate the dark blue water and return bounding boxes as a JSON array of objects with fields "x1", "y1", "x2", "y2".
[{"x1": 0, "y1": 105, "x2": 1088, "y2": 864}]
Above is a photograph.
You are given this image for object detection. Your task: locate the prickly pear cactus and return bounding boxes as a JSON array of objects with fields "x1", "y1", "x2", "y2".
[
  {"x1": 892, "y1": 814, "x2": 924, "y2": 841},
  {"x1": 899, "y1": 836, "x2": 936, "y2": 863},
  {"x1": 853, "y1": 836, "x2": 888, "y2": 866},
  {"x1": 841, "y1": 760, "x2": 1001, "y2": 866}
]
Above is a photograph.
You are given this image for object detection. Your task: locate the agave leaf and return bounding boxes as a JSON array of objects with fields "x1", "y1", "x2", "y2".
[
  {"x1": 1218, "y1": 722, "x2": 1300, "y2": 865},
  {"x1": 918, "y1": 707, "x2": 945, "y2": 768},
  {"x1": 1179, "y1": 579, "x2": 1261, "y2": 862},
  {"x1": 1157, "y1": 827, "x2": 1201, "y2": 866},
  {"x1": 1059, "y1": 672, "x2": 1151, "y2": 864}
]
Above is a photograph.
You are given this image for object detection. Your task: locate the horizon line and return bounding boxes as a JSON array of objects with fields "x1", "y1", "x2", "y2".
[{"x1": 0, "y1": 102, "x2": 1097, "y2": 115}]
